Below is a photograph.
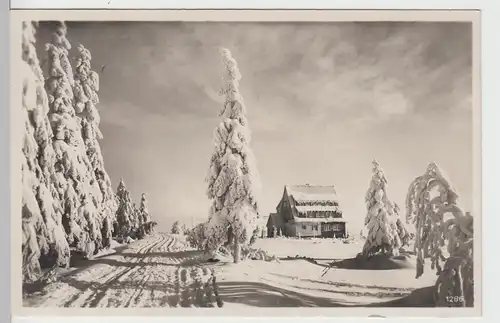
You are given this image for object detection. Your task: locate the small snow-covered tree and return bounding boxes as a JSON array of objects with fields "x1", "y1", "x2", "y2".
[
  {"x1": 204, "y1": 48, "x2": 262, "y2": 263},
  {"x1": 73, "y1": 43, "x2": 117, "y2": 249},
  {"x1": 139, "y1": 193, "x2": 153, "y2": 234},
  {"x1": 115, "y1": 179, "x2": 134, "y2": 238},
  {"x1": 131, "y1": 202, "x2": 145, "y2": 239},
  {"x1": 171, "y1": 221, "x2": 184, "y2": 235},
  {"x1": 406, "y1": 162, "x2": 473, "y2": 307},
  {"x1": 362, "y1": 160, "x2": 401, "y2": 257},
  {"x1": 393, "y1": 203, "x2": 411, "y2": 247},
  {"x1": 130, "y1": 202, "x2": 140, "y2": 234},
  {"x1": 187, "y1": 223, "x2": 206, "y2": 250}
]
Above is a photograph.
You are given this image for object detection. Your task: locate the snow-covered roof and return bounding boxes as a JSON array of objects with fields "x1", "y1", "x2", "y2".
[
  {"x1": 292, "y1": 217, "x2": 346, "y2": 223},
  {"x1": 285, "y1": 184, "x2": 338, "y2": 203},
  {"x1": 266, "y1": 213, "x2": 284, "y2": 228},
  {"x1": 295, "y1": 205, "x2": 341, "y2": 214}
]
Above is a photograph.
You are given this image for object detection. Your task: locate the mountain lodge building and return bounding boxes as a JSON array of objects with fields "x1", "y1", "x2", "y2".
[{"x1": 266, "y1": 184, "x2": 347, "y2": 238}]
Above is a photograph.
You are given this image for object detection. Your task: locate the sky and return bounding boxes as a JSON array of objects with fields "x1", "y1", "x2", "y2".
[{"x1": 36, "y1": 21, "x2": 474, "y2": 234}]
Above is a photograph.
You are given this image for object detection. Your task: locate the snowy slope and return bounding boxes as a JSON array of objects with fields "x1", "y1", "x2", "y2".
[{"x1": 24, "y1": 234, "x2": 437, "y2": 308}]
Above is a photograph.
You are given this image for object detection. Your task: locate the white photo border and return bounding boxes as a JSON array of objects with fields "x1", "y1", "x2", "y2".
[{"x1": 5, "y1": 1, "x2": 500, "y2": 323}]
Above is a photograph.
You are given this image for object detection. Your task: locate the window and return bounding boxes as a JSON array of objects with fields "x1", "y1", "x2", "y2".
[{"x1": 302, "y1": 225, "x2": 307, "y2": 230}]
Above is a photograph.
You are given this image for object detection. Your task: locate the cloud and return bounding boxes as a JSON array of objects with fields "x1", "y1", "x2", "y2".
[
  {"x1": 372, "y1": 79, "x2": 413, "y2": 117},
  {"x1": 34, "y1": 21, "x2": 474, "y2": 231}
]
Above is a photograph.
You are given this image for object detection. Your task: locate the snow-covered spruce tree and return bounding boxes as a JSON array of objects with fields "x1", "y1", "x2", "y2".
[
  {"x1": 21, "y1": 21, "x2": 71, "y2": 277},
  {"x1": 362, "y1": 160, "x2": 401, "y2": 257},
  {"x1": 151, "y1": 221, "x2": 158, "y2": 233},
  {"x1": 111, "y1": 193, "x2": 119, "y2": 236},
  {"x1": 73, "y1": 44, "x2": 118, "y2": 249},
  {"x1": 45, "y1": 21, "x2": 103, "y2": 258},
  {"x1": 134, "y1": 203, "x2": 146, "y2": 239},
  {"x1": 393, "y1": 203, "x2": 411, "y2": 247},
  {"x1": 130, "y1": 202, "x2": 138, "y2": 237},
  {"x1": 187, "y1": 223, "x2": 206, "y2": 250},
  {"x1": 115, "y1": 179, "x2": 134, "y2": 238},
  {"x1": 204, "y1": 48, "x2": 262, "y2": 263},
  {"x1": 132, "y1": 202, "x2": 143, "y2": 238},
  {"x1": 21, "y1": 21, "x2": 49, "y2": 281},
  {"x1": 171, "y1": 221, "x2": 183, "y2": 235},
  {"x1": 139, "y1": 193, "x2": 153, "y2": 235},
  {"x1": 406, "y1": 162, "x2": 474, "y2": 307}
]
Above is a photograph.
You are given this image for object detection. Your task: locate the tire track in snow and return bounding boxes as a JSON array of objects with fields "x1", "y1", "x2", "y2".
[
  {"x1": 28, "y1": 233, "x2": 221, "y2": 308},
  {"x1": 59, "y1": 240, "x2": 164, "y2": 308},
  {"x1": 65, "y1": 235, "x2": 167, "y2": 307},
  {"x1": 88, "y1": 233, "x2": 183, "y2": 308},
  {"x1": 83, "y1": 234, "x2": 170, "y2": 307},
  {"x1": 119, "y1": 235, "x2": 173, "y2": 308}
]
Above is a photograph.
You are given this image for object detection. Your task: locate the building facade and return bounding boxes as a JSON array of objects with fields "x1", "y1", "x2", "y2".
[{"x1": 266, "y1": 184, "x2": 347, "y2": 238}]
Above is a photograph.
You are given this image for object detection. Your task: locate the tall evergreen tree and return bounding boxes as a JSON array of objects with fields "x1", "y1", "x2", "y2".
[
  {"x1": 139, "y1": 193, "x2": 152, "y2": 234},
  {"x1": 21, "y1": 21, "x2": 50, "y2": 282},
  {"x1": 21, "y1": 22, "x2": 71, "y2": 282},
  {"x1": 45, "y1": 21, "x2": 102, "y2": 258},
  {"x1": 73, "y1": 44, "x2": 117, "y2": 249},
  {"x1": 115, "y1": 179, "x2": 134, "y2": 238},
  {"x1": 131, "y1": 202, "x2": 142, "y2": 236},
  {"x1": 205, "y1": 48, "x2": 262, "y2": 263},
  {"x1": 362, "y1": 160, "x2": 401, "y2": 257}
]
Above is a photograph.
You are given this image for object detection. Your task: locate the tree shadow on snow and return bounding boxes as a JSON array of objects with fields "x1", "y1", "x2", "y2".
[
  {"x1": 363, "y1": 286, "x2": 436, "y2": 307},
  {"x1": 268, "y1": 272, "x2": 415, "y2": 292},
  {"x1": 217, "y1": 281, "x2": 436, "y2": 308},
  {"x1": 264, "y1": 281, "x2": 411, "y2": 299},
  {"x1": 327, "y1": 254, "x2": 415, "y2": 270},
  {"x1": 217, "y1": 281, "x2": 352, "y2": 307},
  {"x1": 59, "y1": 276, "x2": 179, "y2": 308},
  {"x1": 122, "y1": 250, "x2": 203, "y2": 259},
  {"x1": 60, "y1": 250, "x2": 204, "y2": 278},
  {"x1": 22, "y1": 280, "x2": 49, "y2": 296},
  {"x1": 79, "y1": 257, "x2": 172, "y2": 268}
]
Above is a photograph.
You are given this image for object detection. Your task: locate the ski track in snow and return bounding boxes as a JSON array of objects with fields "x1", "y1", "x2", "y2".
[
  {"x1": 23, "y1": 236, "x2": 437, "y2": 308},
  {"x1": 23, "y1": 233, "x2": 221, "y2": 308}
]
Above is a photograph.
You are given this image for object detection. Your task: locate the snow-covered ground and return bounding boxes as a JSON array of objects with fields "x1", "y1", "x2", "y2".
[{"x1": 23, "y1": 233, "x2": 438, "y2": 308}]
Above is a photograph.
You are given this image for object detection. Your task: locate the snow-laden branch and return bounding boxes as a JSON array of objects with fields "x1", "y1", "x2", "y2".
[{"x1": 405, "y1": 162, "x2": 474, "y2": 307}]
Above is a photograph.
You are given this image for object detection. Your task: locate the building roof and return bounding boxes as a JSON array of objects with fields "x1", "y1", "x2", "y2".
[
  {"x1": 285, "y1": 184, "x2": 339, "y2": 204},
  {"x1": 292, "y1": 217, "x2": 347, "y2": 223},
  {"x1": 295, "y1": 205, "x2": 341, "y2": 214},
  {"x1": 266, "y1": 213, "x2": 284, "y2": 228}
]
